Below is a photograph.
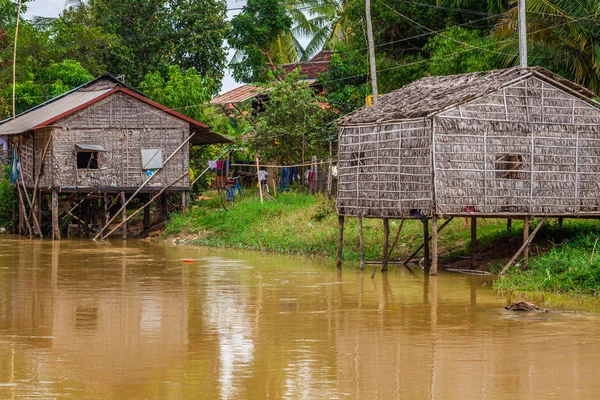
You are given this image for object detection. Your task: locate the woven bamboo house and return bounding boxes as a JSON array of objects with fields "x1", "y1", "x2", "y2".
[
  {"x1": 0, "y1": 74, "x2": 230, "y2": 240},
  {"x1": 335, "y1": 67, "x2": 600, "y2": 274}
]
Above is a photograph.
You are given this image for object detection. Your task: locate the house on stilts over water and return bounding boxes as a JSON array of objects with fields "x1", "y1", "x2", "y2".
[
  {"x1": 336, "y1": 66, "x2": 600, "y2": 274},
  {"x1": 0, "y1": 74, "x2": 230, "y2": 240}
]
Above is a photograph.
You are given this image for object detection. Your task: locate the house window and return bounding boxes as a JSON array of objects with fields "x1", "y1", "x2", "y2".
[
  {"x1": 495, "y1": 154, "x2": 522, "y2": 179},
  {"x1": 75, "y1": 144, "x2": 106, "y2": 169},
  {"x1": 77, "y1": 151, "x2": 99, "y2": 169}
]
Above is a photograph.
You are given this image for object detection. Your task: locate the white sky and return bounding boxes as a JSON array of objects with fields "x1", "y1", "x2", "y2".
[{"x1": 24, "y1": 0, "x2": 245, "y2": 94}]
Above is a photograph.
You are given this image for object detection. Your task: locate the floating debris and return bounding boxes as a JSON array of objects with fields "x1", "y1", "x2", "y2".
[{"x1": 505, "y1": 301, "x2": 544, "y2": 312}]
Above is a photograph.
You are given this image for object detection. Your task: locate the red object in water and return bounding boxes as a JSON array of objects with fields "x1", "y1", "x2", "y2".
[{"x1": 182, "y1": 259, "x2": 195, "y2": 263}]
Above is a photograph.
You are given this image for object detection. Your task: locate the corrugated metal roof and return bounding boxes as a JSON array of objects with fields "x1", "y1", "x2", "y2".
[
  {"x1": 76, "y1": 144, "x2": 107, "y2": 152},
  {"x1": 0, "y1": 89, "x2": 112, "y2": 135},
  {"x1": 210, "y1": 84, "x2": 268, "y2": 105}
]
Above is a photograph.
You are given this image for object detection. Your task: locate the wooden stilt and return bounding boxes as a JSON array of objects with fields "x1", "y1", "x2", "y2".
[
  {"x1": 403, "y1": 217, "x2": 454, "y2": 265},
  {"x1": 558, "y1": 217, "x2": 563, "y2": 230},
  {"x1": 430, "y1": 216, "x2": 438, "y2": 276},
  {"x1": 358, "y1": 217, "x2": 365, "y2": 270},
  {"x1": 523, "y1": 216, "x2": 530, "y2": 269},
  {"x1": 51, "y1": 190, "x2": 60, "y2": 240},
  {"x1": 121, "y1": 192, "x2": 127, "y2": 240},
  {"x1": 182, "y1": 191, "x2": 191, "y2": 215},
  {"x1": 423, "y1": 219, "x2": 430, "y2": 269},
  {"x1": 256, "y1": 156, "x2": 263, "y2": 204},
  {"x1": 470, "y1": 216, "x2": 477, "y2": 269},
  {"x1": 382, "y1": 218, "x2": 390, "y2": 272},
  {"x1": 159, "y1": 193, "x2": 168, "y2": 222},
  {"x1": 336, "y1": 215, "x2": 345, "y2": 269},
  {"x1": 385, "y1": 219, "x2": 406, "y2": 263},
  {"x1": 507, "y1": 218, "x2": 512, "y2": 230},
  {"x1": 34, "y1": 190, "x2": 41, "y2": 236},
  {"x1": 16, "y1": 184, "x2": 32, "y2": 238},
  {"x1": 143, "y1": 193, "x2": 151, "y2": 231},
  {"x1": 500, "y1": 217, "x2": 547, "y2": 275},
  {"x1": 19, "y1": 175, "x2": 42, "y2": 238}
]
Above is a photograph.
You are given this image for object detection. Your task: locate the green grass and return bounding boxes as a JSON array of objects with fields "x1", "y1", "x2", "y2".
[{"x1": 495, "y1": 221, "x2": 600, "y2": 296}]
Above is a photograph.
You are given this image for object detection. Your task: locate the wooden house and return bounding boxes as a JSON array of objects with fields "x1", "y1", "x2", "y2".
[
  {"x1": 0, "y1": 74, "x2": 230, "y2": 239},
  {"x1": 335, "y1": 67, "x2": 600, "y2": 274}
]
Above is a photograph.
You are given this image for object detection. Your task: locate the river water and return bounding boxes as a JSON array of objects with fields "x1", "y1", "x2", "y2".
[{"x1": 1, "y1": 237, "x2": 600, "y2": 399}]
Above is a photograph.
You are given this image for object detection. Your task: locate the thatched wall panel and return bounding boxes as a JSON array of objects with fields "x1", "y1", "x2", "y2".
[
  {"x1": 48, "y1": 92, "x2": 190, "y2": 191},
  {"x1": 20, "y1": 132, "x2": 34, "y2": 187},
  {"x1": 34, "y1": 129, "x2": 53, "y2": 189},
  {"x1": 337, "y1": 121, "x2": 432, "y2": 218}
]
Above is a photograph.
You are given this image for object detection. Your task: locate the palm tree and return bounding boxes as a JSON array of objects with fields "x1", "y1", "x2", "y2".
[{"x1": 493, "y1": 0, "x2": 600, "y2": 92}]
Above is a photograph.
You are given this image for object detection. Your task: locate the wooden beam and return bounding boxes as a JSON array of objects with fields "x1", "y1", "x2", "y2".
[
  {"x1": 15, "y1": 183, "x2": 32, "y2": 238},
  {"x1": 358, "y1": 217, "x2": 365, "y2": 270},
  {"x1": 500, "y1": 217, "x2": 547, "y2": 275},
  {"x1": 381, "y1": 218, "x2": 390, "y2": 272},
  {"x1": 51, "y1": 190, "x2": 60, "y2": 240},
  {"x1": 522, "y1": 216, "x2": 530, "y2": 269},
  {"x1": 103, "y1": 172, "x2": 189, "y2": 240},
  {"x1": 423, "y1": 219, "x2": 430, "y2": 269},
  {"x1": 28, "y1": 131, "x2": 52, "y2": 228},
  {"x1": 336, "y1": 215, "x2": 345, "y2": 269},
  {"x1": 471, "y1": 216, "x2": 477, "y2": 269},
  {"x1": 385, "y1": 219, "x2": 405, "y2": 263},
  {"x1": 430, "y1": 216, "x2": 438, "y2": 276},
  {"x1": 121, "y1": 192, "x2": 127, "y2": 240},
  {"x1": 403, "y1": 217, "x2": 454, "y2": 265}
]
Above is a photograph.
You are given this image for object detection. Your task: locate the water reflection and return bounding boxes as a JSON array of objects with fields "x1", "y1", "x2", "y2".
[{"x1": 0, "y1": 237, "x2": 600, "y2": 399}]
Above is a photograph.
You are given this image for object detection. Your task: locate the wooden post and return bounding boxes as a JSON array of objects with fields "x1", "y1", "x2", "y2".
[
  {"x1": 430, "y1": 216, "x2": 438, "y2": 276},
  {"x1": 358, "y1": 217, "x2": 365, "y2": 270},
  {"x1": 523, "y1": 216, "x2": 530, "y2": 269},
  {"x1": 470, "y1": 216, "x2": 477, "y2": 269},
  {"x1": 507, "y1": 218, "x2": 512, "y2": 230},
  {"x1": 327, "y1": 141, "x2": 333, "y2": 200},
  {"x1": 382, "y1": 218, "x2": 389, "y2": 272},
  {"x1": 256, "y1": 156, "x2": 263, "y2": 204},
  {"x1": 423, "y1": 219, "x2": 430, "y2": 268},
  {"x1": 403, "y1": 217, "x2": 454, "y2": 266},
  {"x1": 159, "y1": 193, "x2": 168, "y2": 222},
  {"x1": 500, "y1": 217, "x2": 547, "y2": 274},
  {"x1": 336, "y1": 215, "x2": 345, "y2": 269},
  {"x1": 558, "y1": 217, "x2": 563, "y2": 230},
  {"x1": 33, "y1": 190, "x2": 41, "y2": 237},
  {"x1": 182, "y1": 191, "x2": 191, "y2": 214},
  {"x1": 51, "y1": 190, "x2": 60, "y2": 240},
  {"x1": 16, "y1": 184, "x2": 31, "y2": 238},
  {"x1": 121, "y1": 192, "x2": 127, "y2": 240}
]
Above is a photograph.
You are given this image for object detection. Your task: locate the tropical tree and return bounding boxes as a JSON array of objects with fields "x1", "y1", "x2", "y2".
[{"x1": 494, "y1": 0, "x2": 600, "y2": 93}]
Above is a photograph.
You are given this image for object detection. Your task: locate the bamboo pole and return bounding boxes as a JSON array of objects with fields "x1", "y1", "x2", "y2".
[
  {"x1": 336, "y1": 215, "x2": 345, "y2": 269},
  {"x1": 430, "y1": 216, "x2": 438, "y2": 276},
  {"x1": 522, "y1": 216, "x2": 530, "y2": 269},
  {"x1": 470, "y1": 216, "x2": 477, "y2": 269},
  {"x1": 28, "y1": 132, "x2": 52, "y2": 227},
  {"x1": 12, "y1": 0, "x2": 22, "y2": 119},
  {"x1": 403, "y1": 217, "x2": 454, "y2": 265},
  {"x1": 385, "y1": 219, "x2": 405, "y2": 263},
  {"x1": 423, "y1": 219, "x2": 430, "y2": 268},
  {"x1": 15, "y1": 183, "x2": 32, "y2": 238},
  {"x1": 51, "y1": 190, "x2": 60, "y2": 240},
  {"x1": 358, "y1": 217, "x2": 365, "y2": 270},
  {"x1": 94, "y1": 132, "x2": 195, "y2": 239},
  {"x1": 500, "y1": 217, "x2": 547, "y2": 275},
  {"x1": 19, "y1": 172, "x2": 42, "y2": 238},
  {"x1": 102, "y1": 172, "x2": 189, "y2": 240},
  {"x1": 381, "y1": 218, "x2": 390, "y2": 272},
  {"x1": 256, "y1": 156, "x2": 263, "y2": 204},
  {"x1": 121, "y1": 192, "x2": 127, "y2": 240}
]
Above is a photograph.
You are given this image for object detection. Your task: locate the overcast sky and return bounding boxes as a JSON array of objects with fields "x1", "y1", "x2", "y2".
[{"x1": 24, "y1": 0, "x2": 245, "y2": 94}]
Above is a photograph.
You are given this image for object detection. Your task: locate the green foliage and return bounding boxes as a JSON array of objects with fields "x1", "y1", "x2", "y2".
[
  {"x1": 249, "y1": 71, "x2": 338, "y2": 163},
  {"x1": 424, "y1": 27, "x2": 499, "y2": 76},
  {"x1": 0, "y1": 166, "x2": 15, "y2": 232},
  {"x1": 227, "y1": 0, "x2": 294, "y2": 82}
]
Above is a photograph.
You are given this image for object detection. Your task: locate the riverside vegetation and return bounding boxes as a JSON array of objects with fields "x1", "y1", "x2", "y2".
[{"x1": 165, "y1": 192, "x2": 600, "y2": 296}]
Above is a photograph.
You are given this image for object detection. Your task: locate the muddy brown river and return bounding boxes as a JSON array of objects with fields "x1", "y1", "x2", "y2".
[{"x1": 1, "y1": 237, "x2": 600, "y2": 399}]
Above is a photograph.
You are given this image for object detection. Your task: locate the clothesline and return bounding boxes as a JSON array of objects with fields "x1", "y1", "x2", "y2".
[{"x1": 231, "y1": 160, "x2": 337, "y2": 169}]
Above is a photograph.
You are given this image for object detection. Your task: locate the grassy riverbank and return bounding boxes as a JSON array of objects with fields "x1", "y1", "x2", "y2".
[{"x1": 164, "y1": 192, "x2": 600, "y2": 295}]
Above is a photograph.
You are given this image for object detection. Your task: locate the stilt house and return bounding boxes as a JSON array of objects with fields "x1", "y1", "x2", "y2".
[
  {"x1": 0, "y1": 74, "x2": 230, "y2": 239},
  {"x1": 335, "y1": 67, "x2": 600, "y2": 273}
]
